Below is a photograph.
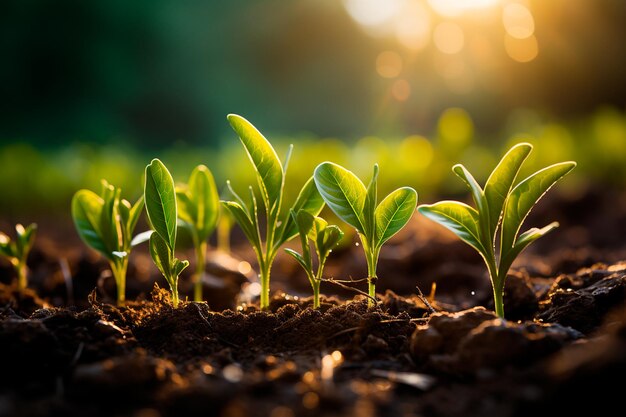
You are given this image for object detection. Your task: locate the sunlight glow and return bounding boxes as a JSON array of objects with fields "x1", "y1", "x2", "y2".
[
  {"x1": 343, "y1": 0, "x2": 405, "y2": 27},
  {"x1": 505, "y1": 33, "x2": 538, "y2": 62},
  {"x1": 428, "y1": 0, "x2": 500, "y2": 18},
  {"x1": 394, "y1": 2, "x2": 431, "y2": 51},
  {"x1": 502, "y1": 3, "x2": 535, "y2": 39},
  {"x1": 434, "y1": 22, "x2": 464, "y2": 54}
]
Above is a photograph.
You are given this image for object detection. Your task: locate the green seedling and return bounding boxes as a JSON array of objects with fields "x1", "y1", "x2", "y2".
[
  {"x1": 145, "y1": 159, "x2": 189, "y2": 308},
  {"x1": 177, "y1": 165, "x2": 220, "y2": 302},
  {"x1": 222, "y1": 114, "x2": 325, "y2": 309},
  {"x1": 72, "y1": 181, "x2": 144, "y2": 305},
  {"x1": 284, "y1": 210, "x2": 344, "y2": 309},
  {"x1": 418, "y1": 143, "x2": 576, "y2": 318},
  {"x1": 0, "y1": 223, "x2": 37, "y2": 293},
  {"x1": 314, "y1": 163, "x2": 418, "y2": 307}
]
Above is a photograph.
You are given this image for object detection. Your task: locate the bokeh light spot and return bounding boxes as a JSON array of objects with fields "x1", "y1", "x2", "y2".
[
  {"x1": 395, "y1": 2, "x2": 431, "y2": 51},
  {"x1": 376, "y1": 51, "x2": 403, "y2": 78},
  {"x1": 428, "y1": 0, "x2": 500, "y2": 18},
  {"x1": 391, "y1": 79, "x2": 411, "y2": 101},
  {"x1": 505, "y1": 34, "x2": 538, "y2": 63},
  {"x1": 434, "y1": 22, "x2": 464, "y2": 54},
  {"x1": 438, "y1": 108, "x2": 474, "y2": 147},
  {"x1": 343, "y1": 0, "x2": 404, "y2": 27},
  {"x1": 502, "y1": 3, "x2": 535, "y2": 39}
]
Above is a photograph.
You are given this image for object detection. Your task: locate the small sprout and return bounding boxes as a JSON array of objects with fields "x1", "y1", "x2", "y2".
[
  {"x1": 418, "y1": 143, "x2": 576, "y2": 318},
  {"x1": 144, "y1": 159, "x2": 189, "y2": 307},
  {"x1": 0, "y1": 223, "x2": 37, "y2": 293},
  {"x1": 72, "y1": 181, "x2": 144, "y2": 305},
  {"x1": 222, "y1": 114, "x2": 325, "y2": 309},
  {"x1": 314, "y1": 163, "x2": 418, "y2": 307},
  {"x1": 176, "y1": 165, "x2": 220, "y2": 302},
  {"x1": 284, "y1": 210, "x2": 344, "y2": 309}
]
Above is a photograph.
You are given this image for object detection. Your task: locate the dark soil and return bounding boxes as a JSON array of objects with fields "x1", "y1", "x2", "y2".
[{"x1": 1, "y1": 187, "x2": 626, "y2": 417}]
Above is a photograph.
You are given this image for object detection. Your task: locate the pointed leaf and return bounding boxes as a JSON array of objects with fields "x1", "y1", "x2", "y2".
[
  {"x1": 188, "y1": 165, "x2": 220, "y2": 241},
  {"x1": 375, "y1": 187, "x2": 417, "y2": 247},
  {"x1": 278, "y1": 176, "x2": 325, "y2": 246},
  {"x1": 452, "y1": 164, "x2": 485, "y2": 211},
  {"x1": 501, "y1": 161, "x2": 576, "y2": 252},
  {"x1": 227, "y1": 114, "x2": 283, "y2": 211},
  {"x1": 131, "y1": 230, "x2": 153, "y2": 247},
  {"x1": 284, "y1": 248, "x2": 310, "y2": 272},
  {"x1": 149, "y1": 232, "x2": 172, "y2": 279},
  {"x1": 500, "y1": 222, "x2": 559, "y2": 276},
  {"x1": 314, "y1": 162, "x2": 366, "y2": 233},
  {"x1": 484, "y1": 143, "x2": 533, "y2": 240},
  {"x1": 418, "y1": 201, "x2": 486, "y2": 255},
  {"x1": 127, "y1": 196, "x2": 144, "y2": 240},
  {"x1": 145, "y1": 159, "x2": 178, "y2": 250},
  {"x1": 222, "y1": 201, "x2": 261, "y2": 250}
]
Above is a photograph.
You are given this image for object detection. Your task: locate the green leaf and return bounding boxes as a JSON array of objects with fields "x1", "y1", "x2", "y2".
[
  {"x1": 374, "y1": 187, "x2": 417, "y2": 247},
  {"x1": 188, "y1": 165, "x2": 220, "y2": 241},
  {"x1": 227, "y1": 114, "x2": 283, "y2": 211},
  {"x1": 418, "y1": 201, "x2": 486, "y2": 254},
  {"x1": 500, "y1": 161, "x2": 576, "y2": 253},
  {"x1": 222, "y1": 201, "x2": 261, "y2": 251},
  {"x1": 452, "y1": 164, "x2": 485, "y2": 211},
  {"x1": 15, "y1": 223, "x2": 37, "y2": 259},
  {"x1": 295, "y1": 209, "x2": 316, "y2": 239},
  {"x1": 500, "y1": 222, "x2": 559, "y2": 276},
  {"x1": 72, "y1": 189, "x2": 113, "y2": 259},
  {"x1": 319, "y1": 225, "x2": 343, "y2": 257},
  {"x1": 172, "y1": 258, "x2": 190, "y2": 278},
  {"x1": 284, "y1": 248, "x2": 310, "y2": 272},
  {"x1": 99, "y1": 182, "x2": 122, "y2": 254},
  {"x1": 127, "y1": 196, "x2": 145, "y2": 241},
  {"x1": 145, "y1": 159, "x2": 178, "y2": 251},
  {"x1": 363, "y1": 164, "x2": 379, "y2": 242},
  {"x1": 0, "y1": 233, "x2": 16, "y2": 259},
  {"x1": 278, "y1": 176, "x2": 325, "y2": 246},
  {"x1": 149, "y1": 232, "x2": 172, "y2": 279},
  {"x1": 484, "y1": 143, "x2": 532, "y2": 240},
  {"x1": 314, "y1": 162, "x2": 366, "y2": 233}
]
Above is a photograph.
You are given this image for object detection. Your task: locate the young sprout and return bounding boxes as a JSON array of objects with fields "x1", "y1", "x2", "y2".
[
  {"x1": 314, "y1": 163, "x2": 418, "y2": 307},
  {"x1": 144, "y1": 159, "x2": 189, "y2": 308},
  {"x1": 72, "y1": 181, "x2": 144, "y2": 305},
  {"x1": 0, "y1": 223, "x2": 37, "y2": 293},
  {"x1": 176, "y1": 165, "x2": 220, "y2": 302},
  {"x1": 418, "y1": 143, "x2": 576, "y2": 318},
  {"x1": 222, "y1": 114, "x2": 325, "y2": 309},
  {"x1": 284, "y1": 210, "x2": 344, "y2": 309}
]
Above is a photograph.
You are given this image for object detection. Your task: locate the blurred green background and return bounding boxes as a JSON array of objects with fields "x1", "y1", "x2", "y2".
[{"x1": 1, "y1": 0, "x2": 626, "y2": 221}]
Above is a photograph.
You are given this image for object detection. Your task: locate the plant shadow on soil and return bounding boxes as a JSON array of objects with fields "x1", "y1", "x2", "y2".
[{"x1": 1, "y1": 186, "x2": 626, "y2": 417}]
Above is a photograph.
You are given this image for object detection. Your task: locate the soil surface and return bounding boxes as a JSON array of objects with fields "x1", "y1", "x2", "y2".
[{"x1": 1, "y1": 187, "x2": 626, "y2": 417}]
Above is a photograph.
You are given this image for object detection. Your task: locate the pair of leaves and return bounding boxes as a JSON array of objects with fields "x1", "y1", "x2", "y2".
[
  {"x1": 284, "y1": 210, "x2": 343, "y2": 281},
  {"x1": 223, "y1": 115, "x2": 325, "y2": 257},
  {"x1": 313, "y1": 162, "x2": 418, "y2": 250},
  {"x1": 72, "y1": 180, "x2": 144, "y2": 261},
  {"x1": 418, "y1": 143, "x2": 576, "y2": 277},
  {"x1": 145, "y1": 159, "x2": 189, "y2": 291},
  {"x1": 177, "y1": 165, "x2": 220, "y2": 244},
  {"x1": 0, "y1": 223, "x2": 37, "y2": 265}
]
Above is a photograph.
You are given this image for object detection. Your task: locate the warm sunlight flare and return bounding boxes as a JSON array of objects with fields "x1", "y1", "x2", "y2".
[{"x1": 428, "y1": 0, "x2": 500, "y2": 17}]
